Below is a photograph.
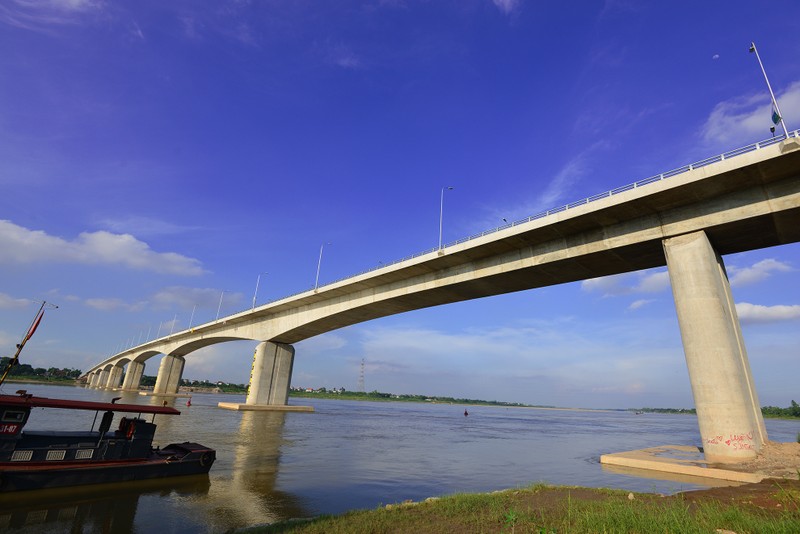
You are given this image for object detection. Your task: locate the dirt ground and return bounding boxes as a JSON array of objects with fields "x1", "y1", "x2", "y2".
[{"x1": 734, "y1": 440, "x2": 800, "y2": 479}]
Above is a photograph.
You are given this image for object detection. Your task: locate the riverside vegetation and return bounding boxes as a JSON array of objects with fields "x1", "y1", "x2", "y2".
[{"x1": 244, "y1": 479, "x2": 800, "y2": 533}]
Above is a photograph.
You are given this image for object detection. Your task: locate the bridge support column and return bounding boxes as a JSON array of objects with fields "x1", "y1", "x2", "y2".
[
  {"x1": 153, "y1": 355, "x2": 185, "y2": 395},
  {"x1": 98, "y1": 368, "x2": 110, "y2": 389},
  {"x1": 121, "y1": 361, "x2": 145, "y2": 390},
  {"x1": 219, "y1": 342, "x2": 312, "y2": 412},
  {"x1": 88, "y1": 372, "x2": 97, "y2": 388},
  {"x1": 663, "y1": 230, "x2": 766, "y2": 462},
  {"x1": 247, "y1": 342, "x2": 295, "y2": 405},
  {"x1": 106, "y1": 366, "x2": 124, "y2": 389}
]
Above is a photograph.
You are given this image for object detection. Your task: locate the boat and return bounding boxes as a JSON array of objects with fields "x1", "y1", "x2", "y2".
[
  {"x1": 0, "y1": 302, "x2": 216, "y2": 492},
  {"x1": 0, "y1": 391, "x2": 216, "y2": 491}
]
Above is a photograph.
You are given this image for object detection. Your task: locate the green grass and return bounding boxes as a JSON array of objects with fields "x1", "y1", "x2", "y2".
[{"x1": 240, "y1": 483, "x2": 800, "y2": 533}]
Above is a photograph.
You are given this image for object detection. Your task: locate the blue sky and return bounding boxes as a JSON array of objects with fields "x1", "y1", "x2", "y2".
[{"x1": 1, "y1": 0, "x2": 799, "y2": 409}]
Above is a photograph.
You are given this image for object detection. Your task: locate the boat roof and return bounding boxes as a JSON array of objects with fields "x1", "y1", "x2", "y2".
[{"x1": 0, "y1": 393, "x2": 181, "y2": 415}]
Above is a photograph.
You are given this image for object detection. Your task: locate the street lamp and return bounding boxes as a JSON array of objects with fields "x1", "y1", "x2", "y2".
[
  {"x1": 749, "y1": 41, "x2": 789, "y2": 138},
  {"x1": 252, "y1": 272, "x2": 268, "y2": 310},
  {"x1": 216, "y1": 290, "x2": 226, "y2": 320},
  {"x1": 439, "y1": 186, "x2": 454, "y2": 250},
  {"x1": 315, "y1": 243, "x2": 331, "y2": 290}
]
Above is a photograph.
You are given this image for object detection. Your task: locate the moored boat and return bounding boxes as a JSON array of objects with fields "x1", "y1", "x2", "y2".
[
  {"x1": 0, "y1": 391, "x2": 216, "y2": 492},
  {"x1": 0, "y1": 301, "x2": 216, "y2": 492}
]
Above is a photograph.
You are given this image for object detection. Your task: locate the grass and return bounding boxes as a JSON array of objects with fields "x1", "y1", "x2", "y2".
[{"x1": 239, "y1": 482, "x2": 800, "y2": 533}]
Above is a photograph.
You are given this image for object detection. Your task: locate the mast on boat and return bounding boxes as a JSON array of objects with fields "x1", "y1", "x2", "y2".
[{"x1": 0, "y1": 301, "x2": 56, "y2": 387}]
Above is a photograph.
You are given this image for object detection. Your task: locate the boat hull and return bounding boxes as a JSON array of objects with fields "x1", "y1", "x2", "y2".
[{"x1": 0, "y1": 442, "x2": 215, "y2": 492}]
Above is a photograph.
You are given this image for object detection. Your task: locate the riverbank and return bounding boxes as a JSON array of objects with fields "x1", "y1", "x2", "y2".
[{"x1": 241, "y1": 478, "x2": 800, "y2": 533}]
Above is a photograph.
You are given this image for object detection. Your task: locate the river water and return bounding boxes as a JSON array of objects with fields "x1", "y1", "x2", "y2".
[{"x1": 1, "y1": 384, "x2": 798, "y2": 533}]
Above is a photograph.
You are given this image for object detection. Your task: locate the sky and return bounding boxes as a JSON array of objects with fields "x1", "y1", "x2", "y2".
[{"x1": 1, "y1": 0, "x2": 799, "y2": 410}]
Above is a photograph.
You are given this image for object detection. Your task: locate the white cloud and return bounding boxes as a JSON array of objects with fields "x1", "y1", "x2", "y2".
[
  {"x1": 0, "y1": 293, "x2": 33, "y2": 310},
  {"x1": 737, "y1": 302, "x2": 800, "y2": 324},
  {"x1": 0, "y1": 0, "x2": 103, "y2": 30},
  {"x1": 628, "y1": 299, "x2": 653, "y2": 310},
  {"x1": 0, "y1": 220, "x2": 205, "y2": 276},
  {"x1": 492, "y1": 0, "x2": 520, "y2": 14},
  {"x1": 83, "y1": 297, "x2": 146, "y2": 312},
  {"x1": 150, "y1": 286, "x2": 244, "y2": 312},
  {"x1": 701, "y1": 81, "x2": 800, "y2": 146},
  {"x1": 729, "y1": 258, "x2": 792, "y2": 287},
  {"x1": 581, "y1": 269, "x2": 669, "y2": 297}
]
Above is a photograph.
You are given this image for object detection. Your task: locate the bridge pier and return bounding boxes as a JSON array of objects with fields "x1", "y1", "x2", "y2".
[
  {"x1": 219, "y1": 342, "x2": 312, "y2": 412},
  {"x1": 152, "y1": 355, "x2": 185, "y2": 395},
  {"x1": 88, "y1": 371, "x2": 99, "y2": 388},
  {"x1": 663, "y1": 230, "x2": 767, "y2": 463},
  {"x1": 105, "y1": 365, "x2": 124, "y2": 389},
  {"x1": 121, "y1": 360, "x2": 145, "y2": 390},
  {"x1": 97, "y1": 368, "x2": 110, "y2": 389}
]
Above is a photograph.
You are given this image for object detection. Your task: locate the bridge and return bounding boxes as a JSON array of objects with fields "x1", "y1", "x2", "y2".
[{"x1": 84, "y1": 132, "x2": 800, "y2": 463}]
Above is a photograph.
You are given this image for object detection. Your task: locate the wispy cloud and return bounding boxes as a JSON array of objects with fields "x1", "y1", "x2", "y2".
[
  {"x1": 0, "y1": 293, "x2": 34, "y2": 310},
  {"x1": 97, "y1": 216, "x2": 201, "y2": 238},
  {"x1": 150, "y1": 286, "x2": 244, "y2": 312},
  {"x1": 701, "y1": 81, "x2": 800, "y2": 147},
  {"x1": 0, "y1": 220, "x2": 205, "y2": 276},
  {"x1": 492, "y1": 0, "x2": 521, "y2": 15},
  {"x1": 737, "y1": 302, "x2": 800, "y2": 324},
  {"x1": 0, "y1": 0, "x2": 103, "y2": 31},
  {"x1": 729, "y1": 258, "x2": 792, "y2": 287},
  {"x1": 85, "y1": 297, "x2": 145, "y2": 312},
  {"x1": 581, "y1": 269, "x2": 670, "y2": 297}
]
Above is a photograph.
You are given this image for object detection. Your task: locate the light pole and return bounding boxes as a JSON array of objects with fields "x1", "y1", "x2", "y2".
[
  {"x1": 749, "y1": 41, "x2": 789, "y2": 138},
  {"x1": 315, "y1": 243, "x2": 331, "y2": 290},
  {"x1": 252, "y1": 272, "x2": 267, "y2": 310},
  {"x1": 439, "y1": 186, "x2": 454, "y2": 250},
  {"x1": 216, "y1": 290, "x2": 225, "y2": 320}
]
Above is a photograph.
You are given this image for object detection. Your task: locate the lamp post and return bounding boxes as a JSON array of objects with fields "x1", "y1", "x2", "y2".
[
  {"x1": 216, "y1": 290, "x2": 225, "y2": 320},
  {"x1": 252, "y1": 272, "x2": 267, "y2": 310},
  {"x1": 749, "y1": 41, "x2": 789, "y2": 138},
  {"x1": 315, "y1": 243, "x2": 331, "y2": 290},
  {"x1": 439, "y1": 186, "x2": 454, "y2": 250}
]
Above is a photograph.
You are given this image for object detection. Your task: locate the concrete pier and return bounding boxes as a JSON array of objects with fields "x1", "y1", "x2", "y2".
[
  {"x1": 97, "y1": 368, "x2": 110, "y2": 390},
  {"x1": 153, "y1": 354, "x2": 185, "y2": 395},
  {"x1": 219, "y1": 342, "x2": 313, "y2": 412},
  {"x1": 105, "y1": 365, "x2": 124, "y2": 389},
  {"x1": 663, "y1": 231, "x2": 766, "y2": 462},
  {"x1": 121, "y1": 360, "x2": 145, "y2": 390}
]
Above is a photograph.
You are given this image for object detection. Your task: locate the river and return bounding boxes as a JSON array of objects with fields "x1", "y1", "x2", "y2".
[{"x1": 1, "y1": 384, "x2": 798, "y2": 533}]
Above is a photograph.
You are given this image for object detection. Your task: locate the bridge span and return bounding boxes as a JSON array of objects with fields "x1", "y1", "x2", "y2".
[{"x1": 84, "y1": 133, "x2": 800, "y2": 462}]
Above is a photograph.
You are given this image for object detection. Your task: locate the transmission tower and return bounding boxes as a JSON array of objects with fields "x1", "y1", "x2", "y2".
[{"x1": 357, "y1": 358, "x2": 365, "y2": 392}]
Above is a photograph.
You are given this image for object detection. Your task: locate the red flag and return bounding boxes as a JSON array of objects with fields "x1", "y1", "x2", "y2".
[{"x1": 26, "y1": 309, "x2": 45, "y2": 341}]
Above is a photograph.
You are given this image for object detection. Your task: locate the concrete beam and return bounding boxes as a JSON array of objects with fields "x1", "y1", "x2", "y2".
[{"x1": 663, "y1": 230, "x2": 767, "y2": 462}]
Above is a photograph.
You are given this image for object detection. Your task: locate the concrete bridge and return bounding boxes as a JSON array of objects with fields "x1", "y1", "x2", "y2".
[{"x1": 84, "y1": 132, "x2": 800, "y2": 463}]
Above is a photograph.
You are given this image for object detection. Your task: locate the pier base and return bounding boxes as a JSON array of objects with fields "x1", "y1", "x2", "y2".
[{"x1": 218, "y1": 402, "x2": 314, "y2": 412}]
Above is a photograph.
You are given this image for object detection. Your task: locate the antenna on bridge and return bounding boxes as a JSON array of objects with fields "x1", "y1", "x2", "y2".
[{"x1": 357, "y1": 358, "x2": 365, "y2": 393}]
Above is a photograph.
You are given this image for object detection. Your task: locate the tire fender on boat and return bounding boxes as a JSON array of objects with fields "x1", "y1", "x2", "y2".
[{"x1": 200, "y1": 451, "x2": 213, "y2": 467}]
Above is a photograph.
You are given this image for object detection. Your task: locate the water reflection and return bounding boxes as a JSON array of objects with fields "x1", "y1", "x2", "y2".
[{"x1": 0, "y1": 476, "x2": 210, "y2": 533}]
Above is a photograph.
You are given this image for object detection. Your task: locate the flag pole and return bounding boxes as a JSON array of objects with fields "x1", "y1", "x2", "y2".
[
  {"x1": 749, "y1": 41, "x2": 789, "y2": 138},
  {"x1": 0, "y1": 301, "x2": 47, "y2": 386}
]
